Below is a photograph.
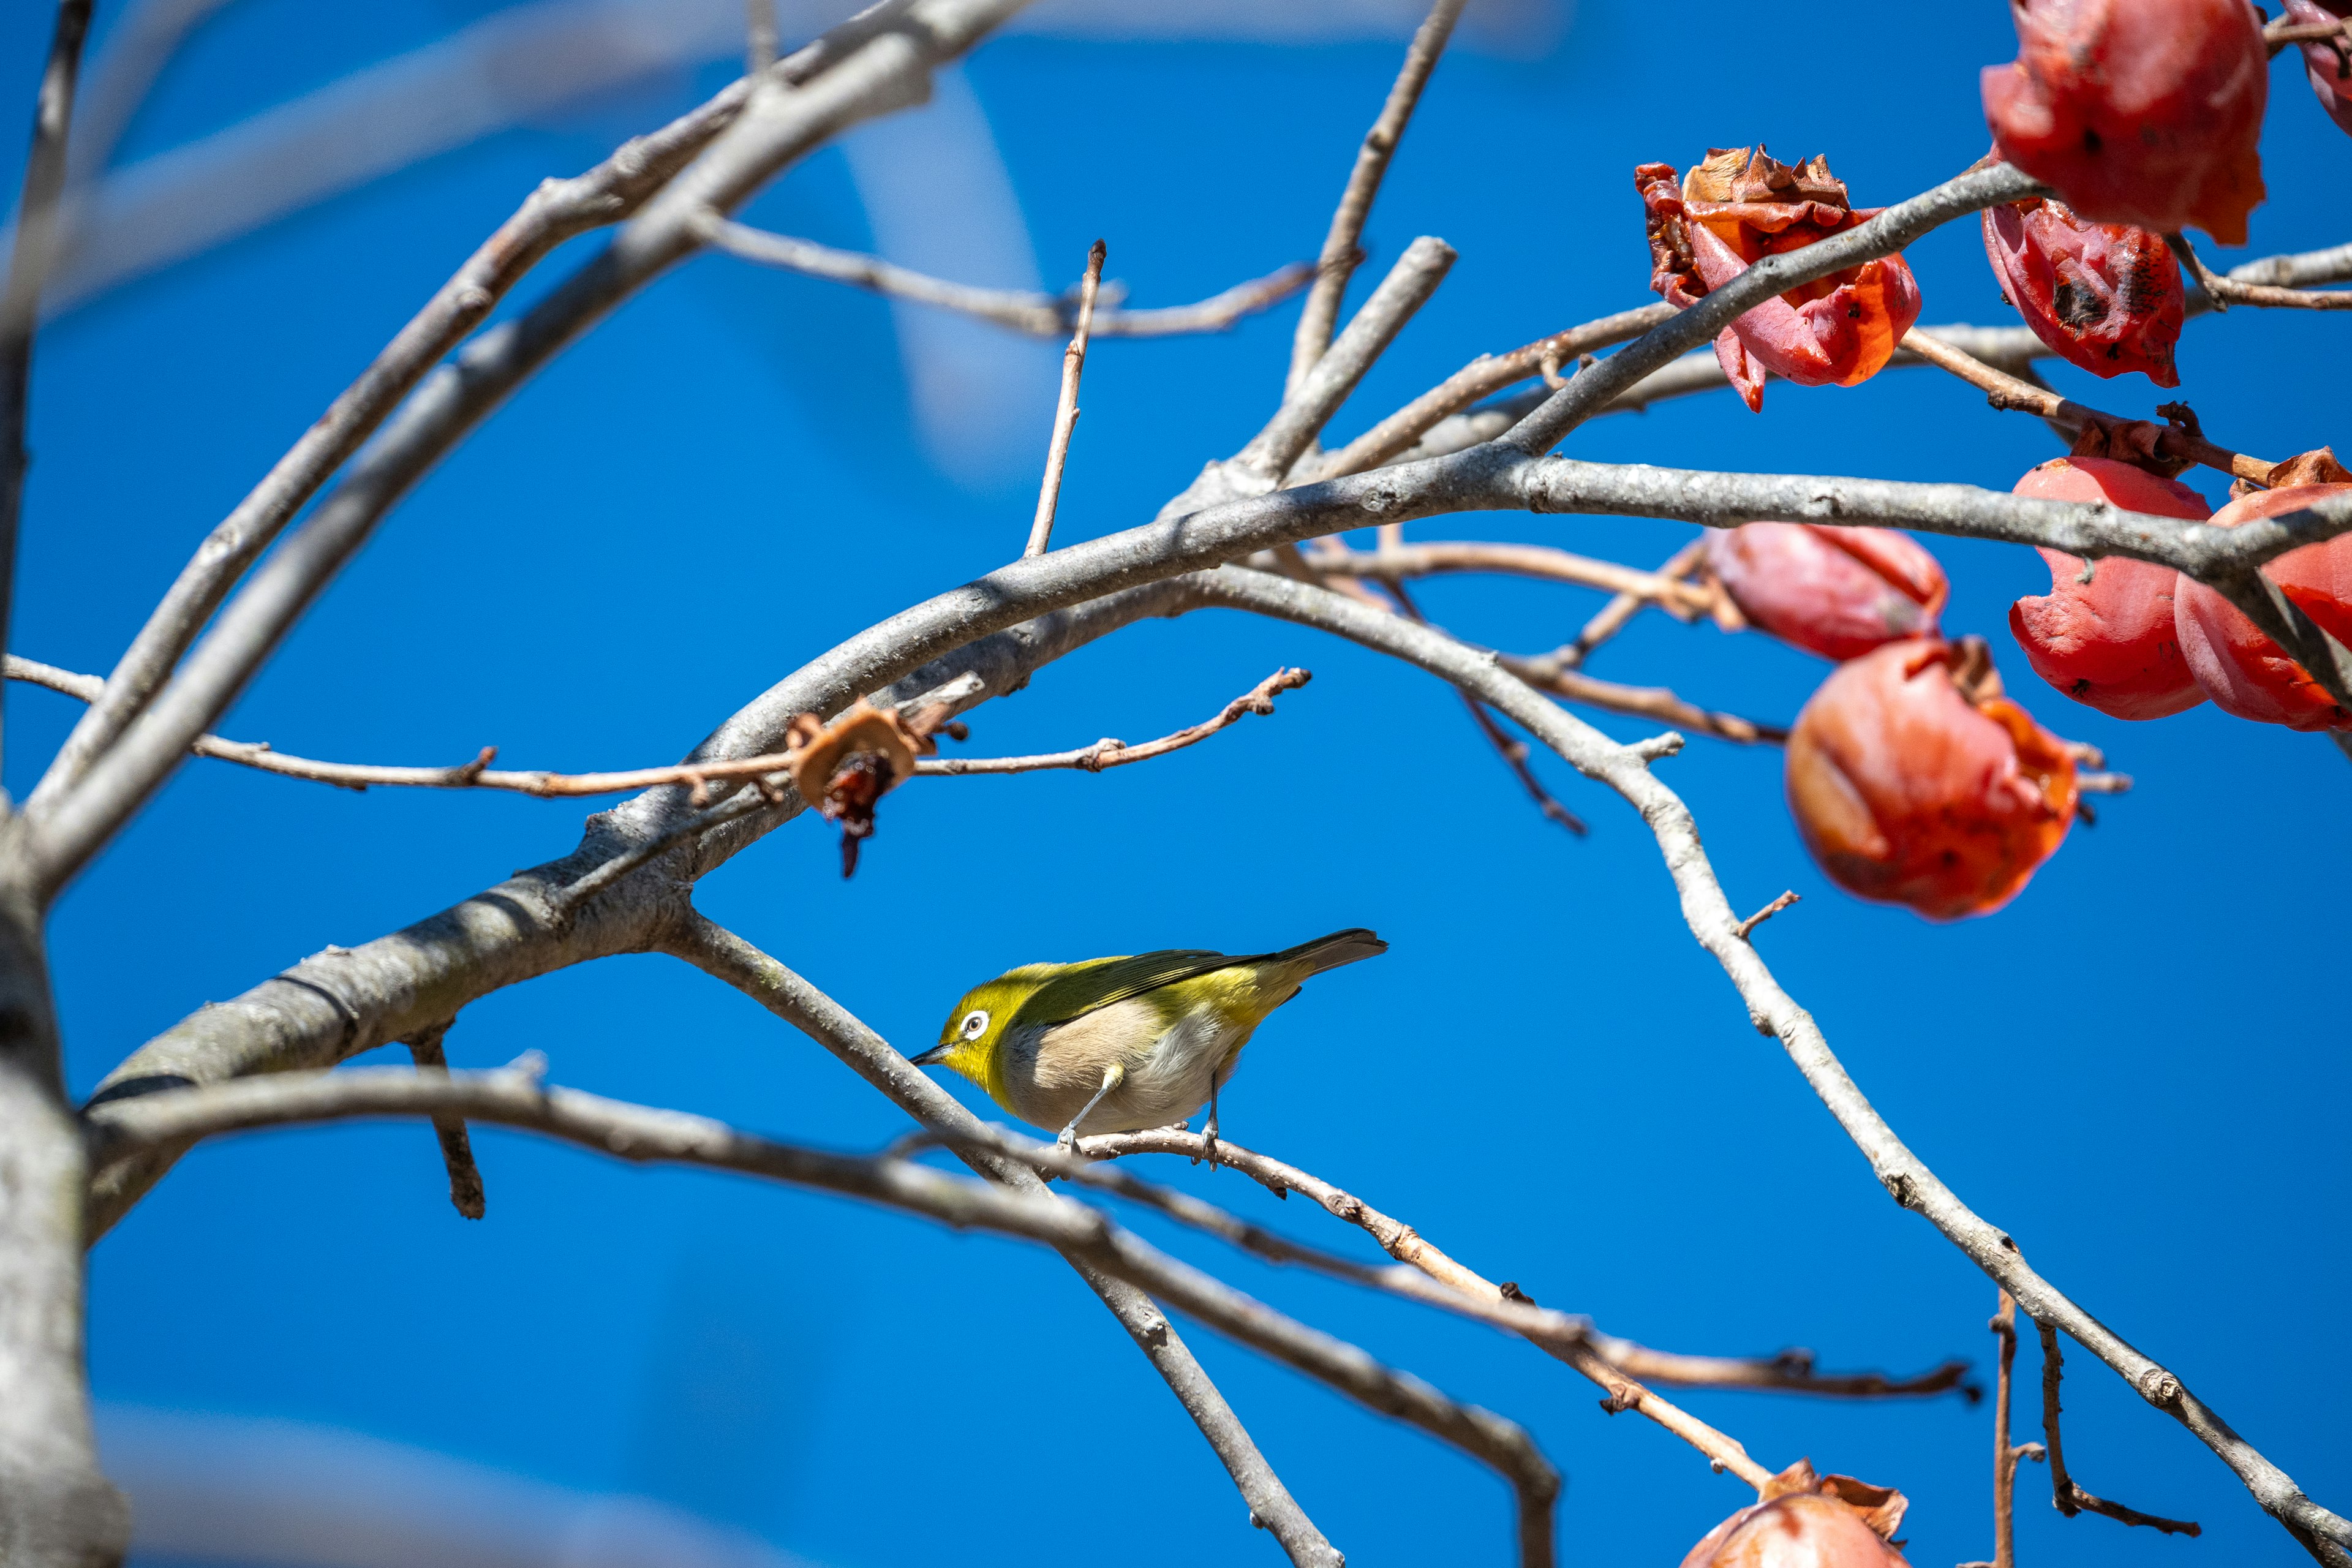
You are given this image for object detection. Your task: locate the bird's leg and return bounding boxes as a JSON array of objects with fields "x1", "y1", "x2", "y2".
[
  {"x1": 1200, "y1": 1085, "x2": 1221, "y2": 1171},
  {"x1": 1058, "y1": 1062, "x2": 1126, "y2": 1155}
]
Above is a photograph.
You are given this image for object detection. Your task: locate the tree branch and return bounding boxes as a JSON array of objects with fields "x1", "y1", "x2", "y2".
[
  {"x1": 692, "y1": 214, "x2": 1311, "y2": 337},
  {"x1": 1181, "y1": 563, "x2": 2352, "y2": 1567},
  {"x1": 1286, "y1": 0, "x2": 1466, "y2": 396},
  {"x1": 1026, "y1": 238, "x2": 1106, "y2": 558},
  {"x1": 918, "y1": 666, "x2": 1308, "y2": 775},
  {"x1": 399, "y1": 1020, "x2": 483, "y2": 1219},
  {"x1": 83, "y1": 1058, "x2": 1559, "y2": 1567}
]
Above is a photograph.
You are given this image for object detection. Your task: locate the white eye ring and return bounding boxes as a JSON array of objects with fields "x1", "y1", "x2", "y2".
[{"x1": 959, "y1": 1008, "x2": 990, "y2": 1041}]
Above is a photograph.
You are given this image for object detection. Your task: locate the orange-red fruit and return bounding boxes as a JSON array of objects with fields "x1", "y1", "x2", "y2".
[
  {"x1": 2007, "y1": 458, "x2": 2209, "y2": 719},
  {"x1": 2283, "y1": 0, "x2": 2352, "y2": 136},
  {"x1": 1982, "y1": 0, "x2": 2268, "y2": 245},
  {"x1": 1786, "y1": 639, "x2": 2077, "y2": 921},
  {"x1": 1981, "y1": 198, "x2": 2183, "y2": 386},
  {"x1": 2172, "y1": 483, "x2": 2352, "y2": 729},
  {"x1": 1682, "y1": 1479, "x2": 1909, "y2": 1568},
  {"x1": 1638, "y1": 149, "x2": 1922, "y2": 413},
  {"x1": 1706, "y1": 523, "x2": 1948, "y2": 662}
]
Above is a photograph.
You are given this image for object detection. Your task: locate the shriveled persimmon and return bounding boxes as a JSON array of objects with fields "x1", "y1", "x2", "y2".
[
  {"x1": 1705, "y1": 522, "x2": 1948, "y2": 662},
  {"x1": 2283, "y1": 0, "x2": 2352, "y2": 136},
  {"x1": 1982, "y1": 197, "x2": 2183, "y2": 385},
  {"x1": 2007, "y1": 457, "x2": 2209, "y2": 719},
  {"x1": 1682, "y1": 1463, "x2": 1909, "y2": 1568},
  {"x1": 1638, "y1": 148, "x2": 1921, "y2": 413},
  {"x1": 1785, "y1": 638, "x2": 2077, "y2": 920},
  {"x1": 1982, "y1": 0, "x2": 2267, "y2": 244},
  {"x1": 2172, "y1": 479, "x2": 2352, "y2": 730}
]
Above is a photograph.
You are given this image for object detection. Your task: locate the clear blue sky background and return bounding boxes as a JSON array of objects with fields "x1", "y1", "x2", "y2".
[{"x1": 4, "y1": 2, "x2": 2345, "y2": 1566}]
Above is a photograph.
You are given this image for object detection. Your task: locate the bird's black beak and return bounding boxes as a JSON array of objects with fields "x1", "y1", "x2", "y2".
[{"x1": 909, "y1": 1044, "x2": 951, "y2": 1068}]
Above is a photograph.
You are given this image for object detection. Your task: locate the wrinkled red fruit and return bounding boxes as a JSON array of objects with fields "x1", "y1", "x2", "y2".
[
  {"x1": 1982, "y1": 197, "x2": 2183, "y2": 385},
  {"x1": 2008, "y1": 458, "x2": 2209, "y2": 719},
  {"x1": 1639, "y1": 148, "x2": 1922, "y2": 413},
  {"x1": 2284, "y1": 0, "x2": 2352, "y2": 136},
  {"x1": 2173, "y1": 483, "x2": 2352, "y2": 730},
  {"x1": 1787, "y1": 639, "x2": 2077, "y2": 920},
  {"x1": 1706, "y1": 522, "x2": 1948, "y2": 662},
  {"x1": 1983, "y1": 0, "x2": 2267, "y2": 245},
  {"x1": 1683, "y1": 1464, "x2": 1910, "y2": 1568}
]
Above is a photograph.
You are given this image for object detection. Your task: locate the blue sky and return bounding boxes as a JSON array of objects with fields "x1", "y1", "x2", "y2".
[{"x1": 4, "y1": 2, "x2": 2346, "y2": 1566}]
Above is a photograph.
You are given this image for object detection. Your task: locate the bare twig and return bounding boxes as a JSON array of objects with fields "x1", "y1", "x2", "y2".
[
  {"x1": 693, "y1": 214, "x2": 1311, "y2": 336},
  {"x1": 82, "y1": 1061, "x2": 1561, "y2": 1568},
  {"x1": 1311, "y1": 304, "x2": 1676, "y2": 481},
  {"x1": 1307, "y1": 539, "x2": 1716, "y2": 612},
  {"x1": 400, "y1": 1022, "x2": 483, "y2": 1219},
  {"x1": 1585, "y1": 1334, "x2": 1971, "y2": 1400},
  {"x1": 1501, "y1": 657, "x2": 1787, "y2": 746},
  {"x1": 2035, "y1": 1319, "x2": 2203, "y2": 1537},
  {"x1": 745, "y1": 0, "x2": 779, "y2": 73},
  {"x1": 2172, "y1": 229, "x2": 2352, "y2": 311},
  {"x1": 1248, "y1": 236, "x2": 1455, "y2": 482},
  {"x1": 2267, "y1": 12, "x2": 2352, "y2": 50},
  {"x1": 1962, "y1": 1291, "x2": 2048, "y2": 1568},
  {"x1": 1733, "y1": 892, "x2": 1800, "y2": 941},
  {"x1": 1286, "y1": 0, "x2": 1468, "y2": 395},
  {"x1": 1385, "y1": 577, "x2": 1588, "y2": 835},
  {"x1": 919, "y1": 667, "x2": 1308, "y2": 775},
  {"x1": 0, "y1": 0, "x2": 94, "y2": 778},
  {"x1": 1027, "y1": 239, "x2": 1106, "y2": 559},
  {"x1": 1074, "y1": 1126, "x2": 1774, "y2": 1490},
  {"x1": 1899, "y1": 328, "x2": 2274, "y2": 483}
]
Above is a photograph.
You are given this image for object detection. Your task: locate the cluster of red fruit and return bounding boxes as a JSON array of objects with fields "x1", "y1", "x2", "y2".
[{"x1": 1635, "y1": 0, "x2": 2351, "y2": 924}]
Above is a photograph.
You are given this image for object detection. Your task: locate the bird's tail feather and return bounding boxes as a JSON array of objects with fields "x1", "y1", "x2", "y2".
[{"x1": 1265, "y1": 927, "x2": 1387, "y2": 977}]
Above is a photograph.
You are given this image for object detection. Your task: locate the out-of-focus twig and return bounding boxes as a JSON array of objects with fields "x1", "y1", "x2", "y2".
[{"x1": 2036, "y1": 1318, "x2": 2203, "y2": 1537}]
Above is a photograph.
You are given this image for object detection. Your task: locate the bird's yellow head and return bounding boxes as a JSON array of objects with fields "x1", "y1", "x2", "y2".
[{"x1": 911, "y1": 969, "x2": 1054, "y2": 1091}]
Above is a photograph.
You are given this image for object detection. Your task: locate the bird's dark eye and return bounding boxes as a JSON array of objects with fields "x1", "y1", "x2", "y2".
[{"x1": 959, "y1": 1009, "x2": 990, "y2": 1041}]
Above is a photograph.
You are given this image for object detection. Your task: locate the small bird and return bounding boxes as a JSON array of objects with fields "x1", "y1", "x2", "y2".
[{"x1": 913, "y1": 929, "x2": 1387, "y2": 1158}]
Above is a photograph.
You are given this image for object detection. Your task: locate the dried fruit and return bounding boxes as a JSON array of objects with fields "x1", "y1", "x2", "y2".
[
  {"x1": 1982, "y1": 0, "x2": 2268, "y2": 244},
  {"x1": 1786, "y1": 638, "x2": 2077, "y2": 920},
  {"x1": 2172, "y1": 480, "x2": 2352, "y2": 730},
  {"x1": 786, "y1": 700, "x2": 927, "y2": 876},
  {"x1": 1639, "y1": 148, "x2": 1922, "y2": 413},
  {"x1": 2283, "y1": 0, "x2": 2352, "y2": 136},
  {"x1": 2007, "y1": 458, "x2": 2209, "y2": 719},
  {"x1": 1705, "y1": 523, "x2": 1948, "y2": 662},
  {"x1": 1682, "y1": 1462, "x2": 1910, "y2": 1568},
  {"x1": 1981, "y1": 197, "x2": 2183, "y2": 385}
]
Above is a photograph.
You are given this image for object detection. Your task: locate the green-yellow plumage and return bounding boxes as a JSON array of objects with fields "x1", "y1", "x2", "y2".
[{"x1": 913, "y1": 929, "x2": 1386, "y2": 1149}]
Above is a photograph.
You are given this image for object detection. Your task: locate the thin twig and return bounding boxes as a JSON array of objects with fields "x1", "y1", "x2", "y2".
[
  {"x1": 0, "y1": 0, "x2": 95, "y2": 777},
  {"x1": 1387, "y1": 578, "x2": 1588, "y2": 835},
  {"x1": 1585, "y1": 1334, "x2": 1972, "y2": 1400},
  {"x1": 693, "y1": 214, "x2": 1311, "y2": 337},
  {"x1": 1306, "y1": 539, "x2": 1716, "y2": 612},
  {"x1": 1898, "y1": 328, "x2": 2275, "y2": 482},
  {"x1": 401, "y1": 1022, "x2": 483, "y2": 1219},
  {"x1": 2171, "y1": 229, "x2": 2352, "y2": 311},
  {"x1": 1286, "y1": 0, "x2": 1468, "y2": 396},
  {"x1": 1501, "y1": 657, "x2": 1787, "y2": 746},
  {"x1": 919, "y1": 667, "x2": 1308, "y2": 775},
  {"x1": 745, "y1": 0, "x2": 779, "y2": 72},
  {"x1": 2267, "y1": 12, "x2": 2352, "y2": 50},
  {"x1": 1027, "y1": 239, "x2": 1106, "y2": 559},
  {"x1": 1526, "y1": 538, "x2": 1713, "y2": 675},
  {"x1": 2036, "y1": 1319, "x2": 2203, "y2": 1537},
  {"x1": 1734, "y1": 892, "x2": 1800, "y2": 941},
  {"x1": 1968, "y1": 1291, "x2": 2046, "y2": 1568},
  {"x1": 1074, "y1": 1126, "x2": 1774, "y2": 1490}
]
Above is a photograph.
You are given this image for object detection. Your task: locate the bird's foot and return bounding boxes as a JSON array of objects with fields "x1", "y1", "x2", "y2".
[
  {"x1": 1055, "y1": 1126, "x2": 1079, "y2": 1158},
  {"x1": 1199, "y1": 1122, "x2": 1221, "y2": 1171}
]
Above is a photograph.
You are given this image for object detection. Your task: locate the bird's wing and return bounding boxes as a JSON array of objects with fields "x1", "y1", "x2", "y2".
[{"x1": 1012, "y1": 949, "x2": 1238, "y2": 1028}]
